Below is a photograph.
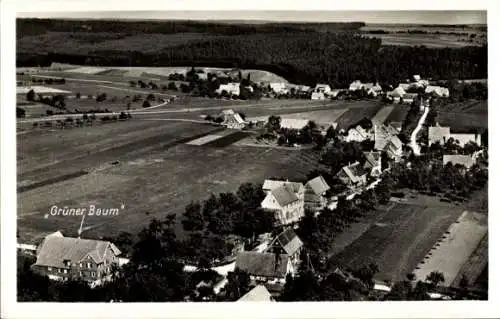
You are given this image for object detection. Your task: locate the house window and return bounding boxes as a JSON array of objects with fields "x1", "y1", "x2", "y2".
[
  {"x1": 91, "y1": 272, "x2": 96, "y2": 277},
  {"x1": 47, "y1": 267, "x2": 52, "y2": 271},
  {"x1": 58, "y1": 268, "x2": 62, "y2": 273},
  {"x1": 87, "y1": 262, "x2": 92, "y2": 268},
  {"x1": 63, "y1": 269, "x2": 68, "y2": 274},
  {"x1": 79, "y1": 263, "x2": 83, "y2": 268},
  {"x1": 79, "y1": 271, "x2": 83, "y2": 277}
]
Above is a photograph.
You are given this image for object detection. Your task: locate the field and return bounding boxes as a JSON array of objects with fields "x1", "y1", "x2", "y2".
[
  {"x1": 371, "y1": 106, "x2": 395, "y2": 124},
  {"x1": 436, "y1": 112, "x2": 488, "y2": 133},
  {"x1": 17, "y1": 120, "x2": 321, "y2": 244},
  {"x1": 413, "y1": 211, "x2": 487, "y2": 286},
  {"x1": 385, "y1": 105, "x2": 410, "y2": 124},
  {"x1": 328, "y1": 196, "x2": 466, "y2": 283},
  {"x1": 335, "y1": 102, "x2": 383, "y2": 129},
  {"x1": 360, "y1": 24, "x2": 486, "y2": 48}
]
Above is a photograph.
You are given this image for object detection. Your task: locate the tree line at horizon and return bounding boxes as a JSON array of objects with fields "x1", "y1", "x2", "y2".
[{"x1": 17, "y1": 19, "x2": 487, "y2": 88}]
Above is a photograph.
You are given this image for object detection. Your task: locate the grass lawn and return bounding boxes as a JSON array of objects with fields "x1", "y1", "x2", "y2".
[
  {"x1": 328, "y1": 199, "x2": 465, "y2": 283},
  {"x1": 436, "y1": 111, "x2": 488, "y2": 133}
]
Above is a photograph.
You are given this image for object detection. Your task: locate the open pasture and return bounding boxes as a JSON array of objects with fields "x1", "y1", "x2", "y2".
[
  {"x1": 328, "y1": 199, "x2": 465, "y2": 283},
  {"x1": 17, "y1": 120, "x2": 321, "y2": 243},
  {"x1": 436, "y1": 111, "x2": 488, "y2": 132}
]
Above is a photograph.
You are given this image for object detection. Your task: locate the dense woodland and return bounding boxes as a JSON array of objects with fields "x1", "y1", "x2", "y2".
[{"x1": 17, "y1": 19, "x2": 487, "y2": 87}]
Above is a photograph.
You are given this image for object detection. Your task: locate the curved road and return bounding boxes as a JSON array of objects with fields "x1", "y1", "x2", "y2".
[{"x1": 409, "y1": 106, "x2": 429, "y2": 156}]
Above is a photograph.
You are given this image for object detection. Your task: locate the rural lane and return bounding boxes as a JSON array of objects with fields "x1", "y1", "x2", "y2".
[{"x1": 409, "y1": 106, "x2": 429, "y2": 156}]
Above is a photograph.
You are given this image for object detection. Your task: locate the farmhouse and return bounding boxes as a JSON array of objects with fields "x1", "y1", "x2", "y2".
[
  {"x1": 344, "y1": 125, "x2": 371, "y2": 142},
  {"x1": 304, "y1": 175, "x2": 331, "y2": 212},
  {"x1": 443, "y1": 155, "x2": 476, "y2": 169},
  {"x1": 336, "y1": 162, "x2": 367, "y2": 189},
  {"x1": 215, "y1": 83, "x2": 240, "y2": 96},
  {"x1": 385, "y1": 136, "x2": 403, "y2": 160},
  {"x1": 386, "y1": 86, "x2": 406, "y2": 102},
  {"x1": 428, "y1": 126, "x2": 482, "y2": 147},
  {"x1": 349, "y1": 81, "x2": 382, "y2": 96},
  {"x1": 31, "y1": 232, "x2": 121, "y2": 286},
  {"x1": 425, "y1": 85, "x2": 450, "y2": 97},
  {"x1": 237, "y1": 285, "x2": 273, "y2": 302},
  {"x1": 314, "y1": 84, "x2": 331, "y2": 93},
  {"x1": 221, "y1": 109, "x2": 246, "y2": 130},
  {"x1": 265, "y1": 228, "x2": 303, "y2": 267},
  {"x1": 261, "y1": 180, "x2": 305, "y2": 225},
  {"x1": 428, "y1": 126, "x2": 451, "y2": 146},
  {"x1": 449, "y1": 134, "x2": 482, "y2": 147},
  {"x1": 363, "y1": 151, "x2": 382, "y2": 177},
  {"x1": 269, "y1": 82, "x2": 287, "y2": 94},
  {"x1": 235, "y1": 251, "x2": 294, "y2": 284},
  {"x1": 311, "y1": 92, "x2": 325, "y2": 100}
]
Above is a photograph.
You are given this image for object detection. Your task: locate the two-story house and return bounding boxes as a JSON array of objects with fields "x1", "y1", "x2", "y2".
[
  {"x1": 344, "y1": 125, "x2": 372, "y2": 142},
  {"x1": 304, "y1": 175, "x2": 331, "y2": 212},
  {"x1": 31, "y1": 232, "x2": 121, "y2": 286},
  {"x1": 336, "y1": 162, "x2": 367, "y2": 189},
  {"x1": 264, "y1": 228, "x2": 303, "y2": 268},
  {"x1": 221, "y1": 109, "x2": 246, "y2": 130},
  {"x1": 261, "y1": 180, "x2": 305, "y2": 225}
]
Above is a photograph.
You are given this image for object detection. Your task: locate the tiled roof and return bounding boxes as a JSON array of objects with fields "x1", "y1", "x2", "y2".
[
  {"x1": 235, "y1": 252, "x2": 289, "y2": 278},
  {"x1": 305, "y1": 176, "x2": 330, "y2": 196},
  {"x1": 374, "y1": 124, "x2": 399, "y2": 151},
  {"x1": 238, "y1": 285, "x2": 273, "y2": 302},
  {"x1": 34, "y1": 236, "x2": 121, "y2": 268},
  {"x1": 339, "y1": 162, "x2": 366, "y2": 184},
  {"x1": 269, "y1": 228, "x2": 303, "y2": 257},
  {"x1": 271, "y1": 186, "x2": 299, "y2": 207},
  {"x1": 363, "y1": 151, "x2": 381, "y2": 169}
]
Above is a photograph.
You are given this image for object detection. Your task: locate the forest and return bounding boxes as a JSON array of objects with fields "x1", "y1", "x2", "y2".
[{"x1": 17, "y1": 19, "x2": 487, "y2": 87}]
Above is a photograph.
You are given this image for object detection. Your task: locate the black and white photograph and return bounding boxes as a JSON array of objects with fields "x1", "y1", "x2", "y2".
[{"x1": 1, "y1": 1, "x2": 497, "y2": 318}]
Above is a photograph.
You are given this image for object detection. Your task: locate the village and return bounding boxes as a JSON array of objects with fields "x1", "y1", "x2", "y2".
[{"x1": 17, "y1": 69, "x2": 488, "y2": 302}]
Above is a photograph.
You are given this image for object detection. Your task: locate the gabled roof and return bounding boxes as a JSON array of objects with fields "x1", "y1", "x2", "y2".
[
  {"x1": 238, "y1": 285, "x2": 273, "y2": 302},
  {"x1": 34, "y1": 236, "x2": 121, "y2": 268},
  {"x1": 388, "y1": 135, "x2": 403, "y2": 149},
  {"x1": 374, "y1": 124, "x2": 399, "y2": 150},
  {"x1": 363, "y1": 151, "x2": 381, "y2": 169},
  {"x1": 268, "y1": 228, "x2": 303, "y2": 257},
  {"x1": 305, "y1": 176, "x2": 330, "y2": 195},
  {"x1": 338, "y1": 162, "x2": 366, "y2": 183},
  {"x1": 348, "y1": 125, "x2": 369, "y2": 138},
  {"x1": 270, "y1": 186, "x2": 299, "y2": 207},
  {"x1": 388, "y1": 86, "x2": 406, "y2": 97},
  {"x1": 443, "y1": 155, "x2": 476, "y2": 169},
  {"x1": 235, "y1": 252, "x2": 289, "y2": 278}
]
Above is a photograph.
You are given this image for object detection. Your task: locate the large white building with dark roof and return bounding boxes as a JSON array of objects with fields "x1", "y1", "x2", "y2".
[
  {"x1": 261, "y1": 180, "x2": 305, "y2": 225},
  {"x1": 32, "y1": 232, "x2": 121, "y2": 285}
]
